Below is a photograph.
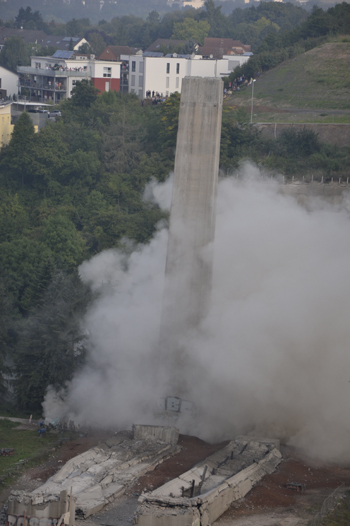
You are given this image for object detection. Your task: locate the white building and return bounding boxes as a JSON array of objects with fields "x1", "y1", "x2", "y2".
[
  {"x1": 122, "y1": 52, "x2": 252, "y2": 99},
  {"x1": 0, "y1": 66, "x2": 18, "y2": 98}
]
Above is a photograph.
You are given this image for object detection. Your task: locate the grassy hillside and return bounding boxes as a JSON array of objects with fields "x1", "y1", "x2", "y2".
[{"x1": 228, "y1": 38, "x2": 350, "y2": 118}]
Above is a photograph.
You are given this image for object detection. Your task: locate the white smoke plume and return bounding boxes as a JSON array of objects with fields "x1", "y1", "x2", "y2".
[{"x1": 43, "y1": 163, "x2": 350, "y2": 462}]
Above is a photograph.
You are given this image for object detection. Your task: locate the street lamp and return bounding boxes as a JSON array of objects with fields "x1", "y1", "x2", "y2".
[{"x1": 250, "y1": 79, "x2": 256, "y2": 124}]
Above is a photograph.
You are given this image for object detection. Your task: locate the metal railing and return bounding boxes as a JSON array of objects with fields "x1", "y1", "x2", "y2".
[{"x1": 310, "y1": 483, "x2": 345, "y2": 526}]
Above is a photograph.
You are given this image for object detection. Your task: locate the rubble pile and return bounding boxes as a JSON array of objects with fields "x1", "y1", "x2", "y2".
[{"x1": 8, "y1": 426, "x2": 180, "y2": 520}]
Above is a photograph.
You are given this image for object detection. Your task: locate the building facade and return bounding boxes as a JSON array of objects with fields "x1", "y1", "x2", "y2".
[
  {"x1": 0, "y1": 66, "x2": 18, "y2": 98},
  {"x1": 0, "y1": 101, "x2": 14, "y2": 147},
  {"x1": 122, "y1": 52, "x2": 251, "y2": 99},
  {"x1": 17, "y1": 51, "x2": 121, "y2": 103}
]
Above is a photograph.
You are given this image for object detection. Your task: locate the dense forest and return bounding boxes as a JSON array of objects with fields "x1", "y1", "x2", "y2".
[
  {"x1": 0, "y1": 0, "x2": 335, "y2": 24},
  {"x1": 1, "y1": 1, "x2": 350, "y2": 413}
]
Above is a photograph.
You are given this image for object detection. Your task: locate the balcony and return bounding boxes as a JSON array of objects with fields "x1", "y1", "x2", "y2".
[{"x1": 17, "y1": 67, "x2": 90, "y2": 77}]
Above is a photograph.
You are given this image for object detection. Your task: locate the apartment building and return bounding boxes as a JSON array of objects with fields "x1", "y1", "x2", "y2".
[{"x1": 17, "y1": 50, "x2": 121, "y2": 103}]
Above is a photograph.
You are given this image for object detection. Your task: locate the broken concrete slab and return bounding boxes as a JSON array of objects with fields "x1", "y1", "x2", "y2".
[
  {"x1": 134, "y1": 437, "x2": 282, "y2": 526},
  {"x1": 7, "y1": 426, "x2": 180, "y2": 521}
]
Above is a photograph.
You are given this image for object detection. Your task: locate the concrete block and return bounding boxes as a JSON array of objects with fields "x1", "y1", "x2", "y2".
[{"x1": 133, "y1": 425, "x2": 179, "y2": 445}]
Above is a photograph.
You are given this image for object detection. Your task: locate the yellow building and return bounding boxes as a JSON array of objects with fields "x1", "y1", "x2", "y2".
[{"x1": 0, "y1": 101, "x2": 14, "y2": 147}]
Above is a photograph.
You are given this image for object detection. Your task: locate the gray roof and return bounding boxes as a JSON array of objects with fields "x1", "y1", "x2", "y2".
[{"x1": 40, "y1": 35, "x2": 83, "y2": 49}]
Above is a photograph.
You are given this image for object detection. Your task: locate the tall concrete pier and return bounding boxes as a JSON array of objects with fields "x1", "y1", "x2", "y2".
[{"x1": 159, "y1": 77, "x2": 223, "y2": 385}]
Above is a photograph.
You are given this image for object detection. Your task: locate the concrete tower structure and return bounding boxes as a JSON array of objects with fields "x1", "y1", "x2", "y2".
[{"x1": 159, "y1": 77, "x2": 223, "y2": 386}]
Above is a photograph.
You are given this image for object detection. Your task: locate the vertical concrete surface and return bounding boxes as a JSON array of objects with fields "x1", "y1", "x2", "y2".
[{"x1": 159, "y1": 77, "x2": 223, "y2": 389}]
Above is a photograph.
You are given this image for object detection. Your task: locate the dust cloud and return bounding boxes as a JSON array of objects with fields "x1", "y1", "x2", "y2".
[{"x1": 43, "y1": 163, "x2": 350, "y2": 463}]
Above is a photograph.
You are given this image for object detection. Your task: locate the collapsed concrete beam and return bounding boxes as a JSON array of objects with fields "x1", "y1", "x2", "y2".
[
  {"x1": 7, "y1": 426, "x2": 180, "y2": 522},
  {"x1": 134, "y1": 437, "x2": 282, "y2": 526}
]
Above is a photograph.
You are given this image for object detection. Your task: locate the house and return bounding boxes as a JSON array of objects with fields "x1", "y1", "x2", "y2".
[
  {"x1": 98, "y1": 45, "x2": 135, "y2": 94},
  {"x1": 0, "y1": 28, "x2": 87, "y2": 53},
  {"x1": 0, "y1": 65, "x2": 18, "y2": 98},
  {"x1": 98, "y1": 45, "x2": 134, "y2": 61},
  {"x1": 0, "y1": 101, "x2": 14, "y2": 147},
  {"x1": 39, "y1": 35, "x2": 87, "y2": 51},
  {"x1": 17, "y1": 50, "x2": 121, "y2": 103}
]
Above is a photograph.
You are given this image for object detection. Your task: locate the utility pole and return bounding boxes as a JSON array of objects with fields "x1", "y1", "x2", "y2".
[{"x1": 250, "y1": 79, "x2": 256, "y2": 124}]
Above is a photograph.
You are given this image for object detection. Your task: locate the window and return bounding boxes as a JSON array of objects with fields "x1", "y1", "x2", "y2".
[
  {"x1": 176, "y1": 77, "x2": 179, "y2": 89},
  {"x1": 103, "y1": 66, "x2": 112, "y2": 78},
  {"x1": 166, "y1": 63, "x2": 170, "y2": 74},
  {"x1": 166, "y1": 77, "x2": 169, "y2": 88},
  {"x1": 139, "y1": 76, "x2": 143, "y2": 87},
  {"x1": 132, "y1": 61, "x2": 136, "y2": 72},
  {"x1": 35, "y1": 62, "x2": 41, "y2": 69},
  {"x1": 105, "y1": 81, "x2": 110, "y2": 92},
  {"x1": 176, "y1": 63, "x2": 180, "y2": 74},
  {"x1": 131, "y1": 75, "x2": 135, "y2": 87},
  {"x1": 139, "y1": 62, "x2": 144, "y2": 74}
]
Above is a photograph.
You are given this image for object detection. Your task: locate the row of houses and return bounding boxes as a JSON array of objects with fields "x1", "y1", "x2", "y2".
[
  {"x1": 0, "y1": 37, "x2": 251, "y2": 146},
  {"x1": 0, "y1": 26, "x2": 88, "y2": 52},
  {"x1": 15, "y1": 38, "x2": 251, "y2": 103}
]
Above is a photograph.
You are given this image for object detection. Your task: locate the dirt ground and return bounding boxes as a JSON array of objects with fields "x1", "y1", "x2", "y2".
[{"x1": 2, "y1": 433, "x2": 350, "y2": 526}]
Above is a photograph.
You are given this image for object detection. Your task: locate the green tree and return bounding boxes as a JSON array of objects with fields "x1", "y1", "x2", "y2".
[
  {"x1": 0, "y1": 37, "x2": 30, "y2": 72},
  {"x1": 0, "y1": 112, "x2": 35, "y2": 187},
  {"x1": 15, "y1": 6, "x2": 48, "y2": 31},
  {"x1": 70, "y1": 79, "x2": 99, "y2": 107},
  {"x1": 0, "y1": 279, "x2": 17, "y2": 399},
  {"x1": 172, "y1": 18, "x2": 210, "y2": 44},
  {"x1": 0, "y1": 193, "x2": 30, "y2": 243},
  {"x1": 0, "y1": 238, "x2": 52, "y2": 313},
  {"x1": 200, "y1": 0, "x2": 228, "y2": 37},
  {"x1": 40, "y1": 213, "x2": 86, "y2": 269},
  {"x1": 14, "y1": 271, "x2": 91, "y2": 412},
  {"x1": 159, "y1": 92, "x2": 180, "y2": 151},
  {"x1": 86, "y1": 32, "x2": 107, "y2": 56}
]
